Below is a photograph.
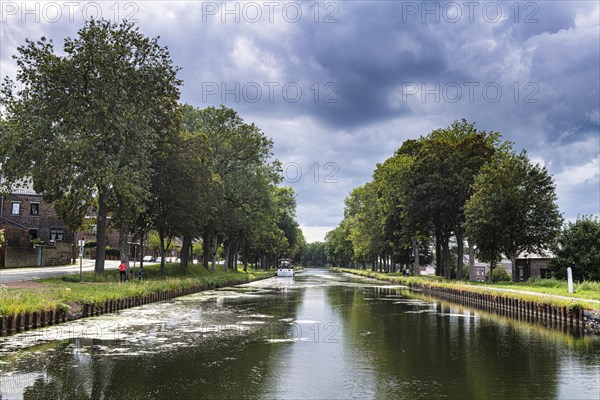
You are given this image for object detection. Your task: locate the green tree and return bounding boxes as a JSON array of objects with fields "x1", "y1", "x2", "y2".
[
  {"x1": 325, "y1": 222, "x2": 354, "y2": 268},
  {"x1": 301, "y1": 242, "x2": 327, "y2": 267},
  {"x1": 465, "y1": 152, "x2": 563, "y2": 282},
  {"x1": 0, "y1": 20, "x2": 181, "y2": 274},
  {"x1": 147, "y1": 123, "x2": 218, "y2": 273},
  {"x1": 549, "y1": 216, "x2": 600, "y2": 281},
  {"x1": 404, "y1": 120, "x2": 499, "y2": 279},
  {"x1": 373, "y1": 150, "x2": 430, "y2": 274},
  {"x1": 345, "y1": 183, "x2": 386, "y2": 271},
  {"x1": 181, "y1": 105, "x2": 279, "y2": 271}
]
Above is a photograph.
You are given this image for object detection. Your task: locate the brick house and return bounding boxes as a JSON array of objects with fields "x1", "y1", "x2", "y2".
[
  {"x1": 0, "y1": 178, "x2": 74, "y2": 267},
  {"x1": 0, "y1": 181, "x2": 73, "y2": 246},
  {"x1": 513, "y1": 252, "x2": 553, "y2": 281}
]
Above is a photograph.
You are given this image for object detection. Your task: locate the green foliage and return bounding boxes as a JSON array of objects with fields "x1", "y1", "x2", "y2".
[
  {"x1": 326, "y1": 119, "x2": 505, "y2": 278},
  {"x1": 549, "y1": 216, "x2": 600, "y2": 281},
  {"x1": 325, "y1": 222, "x2": 354, "y2": 268},
  {"x1": 0, "y1": 229, "x2": 4, "y2": 245},
  {"x1": 301, "y1": 242, "x2": 327, "y2": 267},
  {"x1": 465, "y1": 151, "x2": 563, "y2": 275},
  {"x1": 485, "y1": 267, "x2": 512, "y2": 282},
  {"x1": 0, "y1": 19, "x2": 182, "y2": 274},
  {"x1": 180, "y1": 104, "x2": 292, "y2": 271},
  {"x1": 0, "y1": 23, "x2": 312, "y2": 277},
  {"x1": 192, "y1": 242, "x2": 204, "y2": 258}
]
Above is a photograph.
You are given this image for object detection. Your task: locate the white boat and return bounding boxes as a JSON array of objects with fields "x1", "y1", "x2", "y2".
[{"x1": 277, "y1": 259, "x2": 295, "y2": 277}]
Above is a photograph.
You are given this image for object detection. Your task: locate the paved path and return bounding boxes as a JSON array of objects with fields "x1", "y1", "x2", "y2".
[
  {"x1": 477, "y1": 285, "x2": 600, "y2": 305},
  {"x1": 0, "y1": 260, "x2": 136, "y2": 284}
]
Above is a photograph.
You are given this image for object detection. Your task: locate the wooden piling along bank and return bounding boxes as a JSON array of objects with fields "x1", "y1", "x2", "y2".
[
  {"x1": 337, "y1": 269, "x2": 600, "y2": 335},
  {"x1": 0, "y1": 285, "x2": 207, "y2": 337},
  {"x1": 415, "y1": 285, "x2": 594, "y2": 334}
]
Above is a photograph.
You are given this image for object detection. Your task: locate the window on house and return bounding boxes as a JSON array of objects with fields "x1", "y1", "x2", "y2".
[
  {"x1": 29, "y1": 229, "x2": 38, "y2": 239},
  {"x1": 30, "y1": 203, "x2": 40, "y2": 216},
  {"x1": 50, "y1": 228, "x2": 65, "y2": 241},
  {"x1": 11, "y1": 202, "x2": 21, "y2": 215}
]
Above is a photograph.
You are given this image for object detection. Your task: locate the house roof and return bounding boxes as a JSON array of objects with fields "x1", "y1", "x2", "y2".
[{"x1": 517, "y1": 250, "x2": 555, "y2": 259}]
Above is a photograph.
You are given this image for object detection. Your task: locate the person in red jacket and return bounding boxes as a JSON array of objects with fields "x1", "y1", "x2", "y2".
[{"x1": 119, "y1": 261, "x2": 127, "y2": 282}]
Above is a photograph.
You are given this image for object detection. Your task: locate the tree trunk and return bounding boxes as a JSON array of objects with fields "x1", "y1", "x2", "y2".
[
  {"x1": 223, "y1": 241, "x2": 230, "y2": 272},
  {"x1": 511, "y1": 254, "x2": 517, "y2": 282},
  {"x1": 441, "y1": 237, "x2": 451, "y2": 279},
  {"x1": 211, "y1": 235, "x2": 218, "y2": 271},
  {"x1": 435, "y1": 232, "x2": 442, "y2": 276},
  {"x1": 95, "y1": 187, "x2": 108, "y2": 274},
  {"x1": 139, "y1": 230, "x2": 145, "y2": 269},
  {"x1": 232, "y1": 239, "x2": 239, "y2": 272},
  {"x1": 203, "y1": 233, "x2": 210, "y2": 270},
  {"x1": 468, "y1": 241, "x2": 475, "y2": 280},
  {"x1": 456, "y1": 230, "x2": 464, "y2": 280},
  {"x1": 159, "y1": 234, "x2": 166, "y2": 275},
  {"x1": 180, "y1": 235, "x2": 191, "y2": 271},
  {"x1": 118, "y1": 220, "x2": 130, "y2": 266},
  {"x1": 412, "y1": 237, "x2": 421, "y2": 276}
]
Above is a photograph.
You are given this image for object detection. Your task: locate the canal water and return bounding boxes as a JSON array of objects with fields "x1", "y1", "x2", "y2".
[{"x1": 1, "y1": 269, "x2": 599, "y2": 399}]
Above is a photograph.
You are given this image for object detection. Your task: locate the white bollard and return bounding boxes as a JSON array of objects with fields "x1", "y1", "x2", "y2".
[{"x1": 567, "y1": 267, "x2": 574, "y2": 294}]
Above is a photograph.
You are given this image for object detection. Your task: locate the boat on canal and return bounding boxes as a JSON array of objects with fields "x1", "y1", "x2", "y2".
[{"x1": 277, "y1": 258, "x2": 295, "y2": 277}]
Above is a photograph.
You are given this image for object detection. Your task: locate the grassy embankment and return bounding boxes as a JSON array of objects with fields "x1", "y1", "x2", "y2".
[
  {"x1": 334, "y1": 268, "x2": 600, "y2": 311},
  {"x1": 0, "y1": 263, "x2": 275, "y2": 316}
]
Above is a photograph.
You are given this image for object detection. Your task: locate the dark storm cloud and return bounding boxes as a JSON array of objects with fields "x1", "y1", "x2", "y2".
[{"x1": 1, "y1": 1, "x2": 598, "y2": 241}]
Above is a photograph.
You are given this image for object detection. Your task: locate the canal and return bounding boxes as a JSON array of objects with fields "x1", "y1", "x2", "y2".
[{"x1": 1, "y1": 269, "x2": 599, "y2": 399}]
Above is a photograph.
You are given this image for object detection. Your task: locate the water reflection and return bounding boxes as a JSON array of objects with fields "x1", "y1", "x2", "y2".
[{"x1": 0, "y1": 269, "x2": 598, "y2": 400}]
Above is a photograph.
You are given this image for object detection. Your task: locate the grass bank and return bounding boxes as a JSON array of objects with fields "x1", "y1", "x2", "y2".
[
  {"x1": 334, "y1": 268, "x2": 600, "y2": 311},
  {"x1": 0, "y1": 263, "x2": 275, "y2": 317}
]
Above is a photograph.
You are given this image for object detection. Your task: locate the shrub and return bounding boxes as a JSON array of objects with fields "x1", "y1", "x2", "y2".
[{"x1": 486, "y1": 267, "x2": 511, "y2": 282}]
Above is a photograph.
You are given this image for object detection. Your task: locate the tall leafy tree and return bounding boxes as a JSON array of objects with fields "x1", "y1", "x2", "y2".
[
  {"x1": 465, "y1": 152, "x2": 563, "y2": 282},
  {"x1": 147, "y1": 123, "x2": 218, "y2": 274},
  {"x1": 301, "y1": 242, "x2": 327, "y2": 267},
  {"x1": 405, "y1": 120, "x2": 499, "y2": 278},
  {"x1": 0, "y1": 20, "x2": 181, "y2": 273},
  {"x1": 548, "y1": 216, "x2": 600, "y2": 281},
  {"x1": 345, "y1": 183, "x2": 385, "y2": 270},
  {"x1": 373, "y1": 150, "x2": 429, "y2": 274},
  {"x1": 325, "y1": 222, "x2": 354, "y2": 268},
  {"x1": 181, "y1": 105, "x2": 278, "y2": 271}
]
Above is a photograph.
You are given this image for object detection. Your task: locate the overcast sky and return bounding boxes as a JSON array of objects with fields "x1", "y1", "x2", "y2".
[{"x1": 2, "y1": 1, "x2": 599, "y2": 242}]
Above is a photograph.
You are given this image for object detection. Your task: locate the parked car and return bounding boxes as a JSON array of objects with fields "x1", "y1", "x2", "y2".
[
  {"x1": 142, "y1": 255, "x2": 154, "y2": 262},
  {"x1": 155, "y1": 257, "x2": 163, "y2": 263}
]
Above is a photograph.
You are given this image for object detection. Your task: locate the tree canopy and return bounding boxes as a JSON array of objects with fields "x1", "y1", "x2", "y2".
[
  {"x1": 0, "y1": 19, "x2": 181, "y2": 273},
  {"x1": 325, "y1": 120, "x2": 563, "y2": 282},
  {"x1": 548, "y1": 216, "x2": 600, "y2": 281},
  {"x1": 0, "y1": 21, "x2": 304, "y2": 274}
]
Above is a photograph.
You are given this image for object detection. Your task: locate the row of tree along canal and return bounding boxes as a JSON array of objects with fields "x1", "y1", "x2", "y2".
[
  {"x1": 0, "y1": 20, "x2": 305, "y2": 276},
  {"x1": 325, "y1": 119, "x2": 566, "y2": 282}
]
